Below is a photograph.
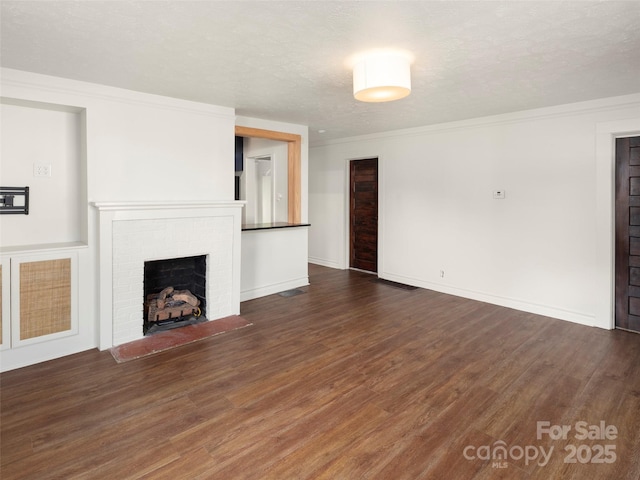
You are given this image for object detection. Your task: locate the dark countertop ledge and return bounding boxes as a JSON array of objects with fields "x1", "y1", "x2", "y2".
[{"x1": 242, "y1": 222, "x2": 311, "y2": 231}]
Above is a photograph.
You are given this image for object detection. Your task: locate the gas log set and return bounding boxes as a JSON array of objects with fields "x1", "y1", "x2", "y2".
[
  {"x1": 145, "y1": 286, "x2": 202, "y2": 334},
  {"x1": 143, "y1": 255, "x2": 207, "y2": 335}
]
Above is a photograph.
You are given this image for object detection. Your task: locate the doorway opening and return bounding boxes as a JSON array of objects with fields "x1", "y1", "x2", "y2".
[
  {"x1": 234, "y1": 126, "x2": 302, "y2": 224},
  {"x1": 241, "y1": 155, "x2": 274, "y2": 224}
]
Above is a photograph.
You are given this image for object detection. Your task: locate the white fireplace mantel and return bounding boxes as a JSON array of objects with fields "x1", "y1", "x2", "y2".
[
  {"x1": 93, "y1": 200, "x2": 244, "y2": 349},
  {"x1": 93, "y1": 200, "x2": 245, "y2": 212}
]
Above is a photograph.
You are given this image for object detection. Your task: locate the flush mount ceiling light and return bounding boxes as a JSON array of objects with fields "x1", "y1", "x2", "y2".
[{"x1": 352, "y1": 49, "x2": 413, "y2": 102}]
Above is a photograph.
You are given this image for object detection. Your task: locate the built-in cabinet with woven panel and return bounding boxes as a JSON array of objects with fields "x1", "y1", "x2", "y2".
[{"x1": 0, "y1": 251, "x2": 78, "y2": 350}]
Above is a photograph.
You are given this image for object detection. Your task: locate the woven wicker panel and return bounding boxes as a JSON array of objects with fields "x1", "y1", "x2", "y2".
[{"x1": 20, "y1": 259, "x2": 71, "y2": 340}]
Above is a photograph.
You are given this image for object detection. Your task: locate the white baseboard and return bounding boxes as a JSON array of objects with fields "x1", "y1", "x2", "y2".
[
  {"x1": 380, "y1": 272, "x2": 598, "y2": 328},
  {"x1": 1, "y1": 338, "x2": 97, "y2": 372},
  {"x1": 308, "y1": 257, "x2": 344, "y2": 269},
  {"x1": 240, "y1": 276, "x2": 310, "y2": 302}
]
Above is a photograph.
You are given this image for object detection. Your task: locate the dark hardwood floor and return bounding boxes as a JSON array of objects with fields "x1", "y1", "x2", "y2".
[{"x1": 2, "y1": 264, "x2": 640, "y2": 479}]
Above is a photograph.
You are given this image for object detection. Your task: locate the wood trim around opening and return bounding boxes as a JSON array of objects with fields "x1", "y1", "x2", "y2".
[{"x1": 235, "y1": 126, "x2": 301, "y2": 223}]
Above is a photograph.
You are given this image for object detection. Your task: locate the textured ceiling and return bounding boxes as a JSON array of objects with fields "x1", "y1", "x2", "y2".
[{"x1": 2, "y1": 1, "x2": 640, "y2": 145}]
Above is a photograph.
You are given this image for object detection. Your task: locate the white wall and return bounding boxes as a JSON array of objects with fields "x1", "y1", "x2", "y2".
[
  {"x1": 1, "y1": 69, "x2": 235, "y2": 206},
  {"x1": 309, "y1": 95, "x2": 640, "y2": 329},
  {"x1": 241, "y1": 227, "x2": 309, "y2": 301}
]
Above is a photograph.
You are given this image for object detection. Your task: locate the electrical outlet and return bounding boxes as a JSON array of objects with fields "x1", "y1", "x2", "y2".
[
  {"x1": 493, "y1": 190, "x2": 505, "y2": 199},
  {"x1": 440, "y1": 270, "x2": 445, "y2": 278},
  {"x1": 33, "y1": 164, "x2": 52, "y2": 177}
]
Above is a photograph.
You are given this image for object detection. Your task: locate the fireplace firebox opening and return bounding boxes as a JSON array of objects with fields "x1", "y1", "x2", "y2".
[{"x1": 143, "y1": 255, "x2": 207, "y2": 335}]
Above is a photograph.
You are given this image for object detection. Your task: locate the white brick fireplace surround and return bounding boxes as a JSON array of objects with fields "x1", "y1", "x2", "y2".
[{"x1": 93, "y1": 201, "x2": 244, "y2": 349}]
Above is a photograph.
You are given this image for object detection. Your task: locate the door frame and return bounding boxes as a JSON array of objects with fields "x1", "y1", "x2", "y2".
[
  {"x1": 343, "y1": 155, "x2": 382, "y2": 271},
  {"x1": 596, "y1": 118, "x2": 640, "y2": 329}
]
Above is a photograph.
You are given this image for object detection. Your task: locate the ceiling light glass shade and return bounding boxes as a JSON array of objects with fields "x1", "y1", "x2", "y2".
[{"x1": 353, "y1": 51, "x2": 411, "y2": 102}]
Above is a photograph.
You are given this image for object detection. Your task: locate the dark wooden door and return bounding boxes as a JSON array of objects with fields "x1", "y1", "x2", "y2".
[
  {"x1": 350, "y1": 158, "x2": 378, "y2": 273},
  {"x1": 615, "y1": 136, "x2": 640, "y2": 333}
]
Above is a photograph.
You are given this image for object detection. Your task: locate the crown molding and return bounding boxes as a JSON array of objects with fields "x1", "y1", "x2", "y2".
[{"x1": 1, "y1": 68, "x2": 235, "y2": 119}]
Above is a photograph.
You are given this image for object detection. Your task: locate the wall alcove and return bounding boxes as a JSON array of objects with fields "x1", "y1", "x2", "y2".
[{"x1": 0, "y1": 97, "x2": 88, "y2": 248}]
